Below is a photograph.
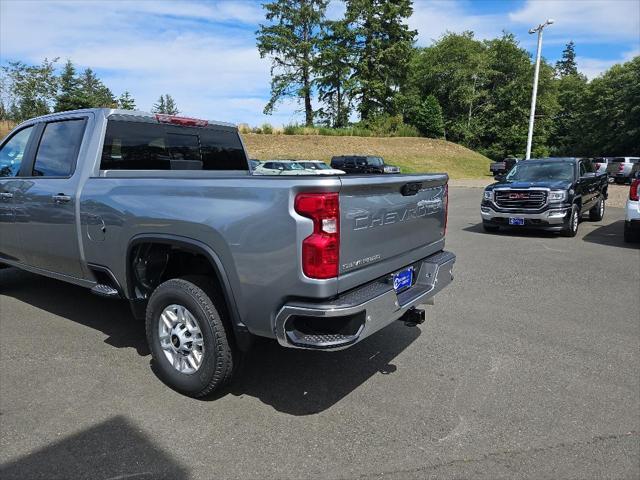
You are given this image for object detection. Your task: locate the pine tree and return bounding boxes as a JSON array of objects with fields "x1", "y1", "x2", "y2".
[
  {"x1": 316, "y1": 19, "x2": 356, "y2": 127},
  {"x1": 77, "y1": 68, "x2": 116, "y2": 108},
  {"x1": 152, "y1": 94, "x2": 179, "y2": 115},
  {"x1": 257, "y1": 0, "x2": 329, "y2": 126},
  {"x1": 152, "y1": 95, "x2": 166, "y2": 114},
  {"x1": 556, "y1": 41, "x2": 578, "y2": 77},
  {"x1": 164, "y1": 94, "x2": 179, "y2": 115},
  {"x1": 55, "y1": 60, "x2": 83, "y2": 112},
  {"x1": 346, "y1": 0, "x2": 416, "y2": 121},
  {"x1": 117, "y1": 91, "x2": 136, "y2": 110}
]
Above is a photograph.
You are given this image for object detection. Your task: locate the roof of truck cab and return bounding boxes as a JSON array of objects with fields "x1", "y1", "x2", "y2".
[{"x1": 19, "y1": 108, "x2": 236, "y2": 129}]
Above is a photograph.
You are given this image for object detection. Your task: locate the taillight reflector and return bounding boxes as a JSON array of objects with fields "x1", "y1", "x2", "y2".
[
  {"x1": 155, "y1": 114, "x2": 208, "y2": 127},
  {"x1": 295, "y1": 193, "x2": 340, "y2": 279},
  {"x1": 630, "y1": 179, "x2": 640, "y2": 201}
]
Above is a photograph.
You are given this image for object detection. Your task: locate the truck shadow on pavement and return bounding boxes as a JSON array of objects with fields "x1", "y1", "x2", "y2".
[
  {"x1": 223, "y1": 324, "x2": 421, "y2": 415},
  {"x1": 0, "y1": 268, "x2": 149, "y2": 356},
  {"x1": 1, "y1": 267, "x2": 421, "y2": 415},
  {"x1": 0, "y1": 416, "x2": 188, "y2": 480},
  {"x1": 582, "y1": 220, "x2": 640, "y2": 250}
]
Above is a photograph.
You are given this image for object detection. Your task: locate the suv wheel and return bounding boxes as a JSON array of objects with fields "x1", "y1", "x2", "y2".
[
  {"x1": 563, "y1": 205, "x2": 580, "y2": 237},
  {"x1": 589, "y1": 198, "x2": 605, "y2": 221},
  {"x1": 146, "y1": 276, "x2": 234, "y2": 398}
]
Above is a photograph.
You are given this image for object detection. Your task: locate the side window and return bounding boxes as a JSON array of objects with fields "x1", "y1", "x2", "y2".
[
  {"x1": 100, "y1": 120, "x2": 248, "y2": 171},
  {"x1": 579, "y1": 162, "x2": 586, "y2": 177},
  {"x1": 33, "y1": 119, "x2": 86, "y2": 177},
  {"x1": 0, "y1": 126, "x2": 34, "y2": 177},
  {"x1": 584, "y1": 160, "x2": 594, "y2": 173},
  {"x1": 199, "y1": 129, "x2": 247, "y2": 170},
  {"x1": 264, "y1": 162, "x2": 273, "y2": 169}
]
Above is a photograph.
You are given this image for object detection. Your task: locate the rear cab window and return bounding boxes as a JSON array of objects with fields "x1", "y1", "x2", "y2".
[
  {"x1": 100, "y1": 119, "x2": 248, "y2": 171},
  {"x1": 33, "y1": 119, "x2": 86, "y2": 177}
]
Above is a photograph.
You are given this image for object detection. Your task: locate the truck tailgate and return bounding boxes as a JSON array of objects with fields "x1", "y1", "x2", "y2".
[{"x1": 338, "y1": 174, "x2": 448, "y2": 293}]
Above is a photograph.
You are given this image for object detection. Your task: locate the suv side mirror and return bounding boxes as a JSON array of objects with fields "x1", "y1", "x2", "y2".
[{"x1": 494, "y1": 174, "x2": 506, "y2": 182}]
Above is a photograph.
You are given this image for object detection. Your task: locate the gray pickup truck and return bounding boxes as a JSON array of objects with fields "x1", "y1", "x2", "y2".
[{"x1": 0, "y1": 109, "x2": 455, "y2": 397}]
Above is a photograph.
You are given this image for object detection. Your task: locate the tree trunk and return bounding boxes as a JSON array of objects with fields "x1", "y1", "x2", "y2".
[{"x1": 304, "y1": 75, "x2": 313, "y2": 127}]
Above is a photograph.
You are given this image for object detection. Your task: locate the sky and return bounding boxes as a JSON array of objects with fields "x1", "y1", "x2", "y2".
[{"x1": 1, "y1": 0, "x2": 638, "y2": 126}]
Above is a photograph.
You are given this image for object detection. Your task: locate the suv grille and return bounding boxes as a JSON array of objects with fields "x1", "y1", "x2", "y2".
[{"x1": 495, "y1": 189, "x2": 547, "y2": 209}]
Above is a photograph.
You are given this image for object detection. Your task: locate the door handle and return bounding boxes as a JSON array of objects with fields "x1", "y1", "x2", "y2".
[
  {"x1": 0, "y1": 192, "x2": 13, "y2": 200},
  {"x1": 52, "y1": 193, "x2": 72, "y2": 204}
]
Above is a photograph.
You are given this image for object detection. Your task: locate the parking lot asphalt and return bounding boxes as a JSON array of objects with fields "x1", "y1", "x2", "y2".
[{"x1": 1, "y1": 187, "x2": 639, "y2": 480}]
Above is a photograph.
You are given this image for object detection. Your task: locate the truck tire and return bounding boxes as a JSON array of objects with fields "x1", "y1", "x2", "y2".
[
  {"x1": 562, "y1": 205, "x2": 580, "y2": 237},
  {"x1": 482, "y1": 221, "x2": 499, "y2": 233},
  {"x1": 589, "y1": 198, "x2": 605, "y2": 221},
  {"x1": 146, "y1": 276, "x2": 234, "y2": 398}
]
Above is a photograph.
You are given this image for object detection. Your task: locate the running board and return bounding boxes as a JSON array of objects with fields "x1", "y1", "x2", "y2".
[{"x1": 90, "y1": 284, "x2": 121, "y2": 299}]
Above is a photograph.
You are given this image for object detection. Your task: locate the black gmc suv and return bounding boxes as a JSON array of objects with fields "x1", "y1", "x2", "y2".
[
  {"x1": 330, "y1": 155, "x2": 400, "y2": 174},
  {"x1": 481, "y1": 157, "x2": 608, "y2": 237}
]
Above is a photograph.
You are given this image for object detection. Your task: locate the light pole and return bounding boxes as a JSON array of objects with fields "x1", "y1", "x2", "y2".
[{"x1": 525, "y1": 18, "x2": 554, "y2": 160}]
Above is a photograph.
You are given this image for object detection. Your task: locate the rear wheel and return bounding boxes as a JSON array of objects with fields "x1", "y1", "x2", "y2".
[
  {"x1": 146, "y1": 276, "x2": 235, "y2": 398},
  {"x1": 562, "y1": 205, "x2": 580, "y2": 237},
  {"x1": 482, "y1": 221, "x2": 499, "y2": 233},
  {"x1": 589, "y1": 198, "x2": 605, "y2": 221}
]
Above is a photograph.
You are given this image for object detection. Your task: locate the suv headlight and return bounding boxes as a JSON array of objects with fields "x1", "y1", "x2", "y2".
[
  {"x1": 548, "y1": 190, "x2": 567, "y2": 202},
  {"x1": 483, "y1": 190, "x2": 493, "y2": 201}
]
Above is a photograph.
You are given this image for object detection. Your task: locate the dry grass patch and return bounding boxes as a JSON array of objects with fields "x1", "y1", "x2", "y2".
[{"x1": 243, "y1": 133, "x2": 490, "y2": 179}]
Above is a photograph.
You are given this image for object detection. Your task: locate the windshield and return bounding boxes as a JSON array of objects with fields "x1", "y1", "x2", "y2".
[
  {"x1": 367, "y1": 157, "x2": 383, "y2": 166},
  {"x1": 505, "y1": 161, "x2": 574, "y2": 182}
]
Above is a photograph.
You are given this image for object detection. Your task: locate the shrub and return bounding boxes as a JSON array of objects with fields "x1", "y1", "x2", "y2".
[{"x1": 261, "y1": 123, "x2": 273, "y2": 134}]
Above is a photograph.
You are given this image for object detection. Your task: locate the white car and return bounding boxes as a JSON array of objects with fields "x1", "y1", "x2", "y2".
[
  {"x1": 624, "y1": 172, "x2": 640, "y2": 242},
  {"x1": 253, "y1": 160, "x2": 309, "y2": 175},
  {"x1": 298, "y1": 160, "x2": 345, "y2": 175}
]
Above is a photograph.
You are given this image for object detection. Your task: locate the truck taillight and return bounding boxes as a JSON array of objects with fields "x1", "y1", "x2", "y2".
[
  {"x1": 595, "y1": 163, "x2": 600, "y2": 170},
  {"x1": 444, "y1": 184, "x2": 449, "y2": 235},
  {"x1": 155, "y1": 114, "x2": 208, "y2": 127},
  {"x1": 618, "y1": 164, "x2": 624, "y2": 172},
  {"x1": 295, "y1": 193, "x2": 340, "y2": 279},
  {"x1": 630, "y1": 179, "x2": 640, "y2": 201}
]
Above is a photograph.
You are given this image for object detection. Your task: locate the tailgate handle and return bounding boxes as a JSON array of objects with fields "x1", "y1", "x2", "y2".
[{"x1": 401, "y1": 182, "x2": 422, "y2": 196}]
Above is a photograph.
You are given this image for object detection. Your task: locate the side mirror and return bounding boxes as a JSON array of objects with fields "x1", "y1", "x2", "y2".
[{"x1": 494, "y1": 174, "x2": 506, "y2": 182}]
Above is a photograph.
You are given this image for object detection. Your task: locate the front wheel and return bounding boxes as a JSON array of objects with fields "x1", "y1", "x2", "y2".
[
  {"x1": 562, "y1": 205, "x2": 580, "y2": 237},
  {"x1": 146, "y1": 277, "x2": 235, "y2": 398},
  {"x1": 589, "y1": 198, "x2": 605, "y2": 221}
]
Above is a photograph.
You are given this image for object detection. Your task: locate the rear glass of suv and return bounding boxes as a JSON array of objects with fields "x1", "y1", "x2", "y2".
[{"x1": 100, "y1": 120, "x2": 248, "y2": 171}]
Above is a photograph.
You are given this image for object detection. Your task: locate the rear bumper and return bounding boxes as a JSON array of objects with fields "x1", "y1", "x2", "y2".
[
  {"x1": 481, "y1": 205, "x2": 570, "y2": 229},
  {"x1": 274, "y1": 250, "x2": 455, "y2": 351},
  {"x1": 625, "y1": 200, "x2": 640, "y2": 222}
]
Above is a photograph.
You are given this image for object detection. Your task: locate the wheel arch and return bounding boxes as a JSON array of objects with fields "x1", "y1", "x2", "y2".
[{"x1": 125, "y1": 234, "x2": 252, "y2": 351}]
